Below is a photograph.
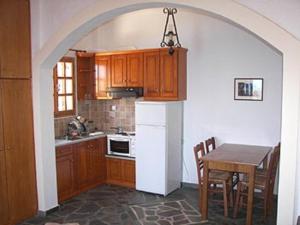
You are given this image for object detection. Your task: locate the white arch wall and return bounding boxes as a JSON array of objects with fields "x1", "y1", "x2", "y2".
[
  {"x1": 30, "y1": 1, "x2": 300, "y2": 224},
  {"x1": 73, "y1": 7, "x2": 283, "y2": 188}
]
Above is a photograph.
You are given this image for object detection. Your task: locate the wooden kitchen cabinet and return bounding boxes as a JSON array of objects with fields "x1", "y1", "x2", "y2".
[
  {"x1": 144, "y1": 48, "x2": 187, "y2": 101},
  {"x1": 56, "y1": 137, "x2": 107, "y2": 202},
  {"x1": 106, "y1": 157, "x2": 135, "y2": 188},
  {"x1": 144, "y1": 50, "x2": 160, "y2": 98},
  {"x1": 95, "y1": 56, "x2": 111, "y2": 99},
  {"x1": 0, "y1": 0, "x2": 31, "y2": 78},
  {"x1": 56, "y1": 145, "x2": 75, "y2": 202},
  {"x1": 111, "y1": 53, "x2": 144, "y2": 88},
  {"x1": 77, "y1": 53, "x2": 96, "y2": 100},
  {"x1": 127, "y1": 53, "x2": 144, "y2": 87},
  {"x1": 0, "y1": 80, "x2": 37, "y2": 224},
  {"x1": 111, "y1": 54, "x2": 127, "y2": 87}
]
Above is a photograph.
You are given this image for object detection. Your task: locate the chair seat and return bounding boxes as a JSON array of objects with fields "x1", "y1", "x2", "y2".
[
  {"x1": 240, "y1": 174, "x2": 266, "y2": 190},
  {"x1": 201, "y1": 170, "x2": 232, "y2": 183}
]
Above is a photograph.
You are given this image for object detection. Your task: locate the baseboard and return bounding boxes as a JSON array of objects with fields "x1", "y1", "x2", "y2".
[
  {"x1": 181, "y1": 182, "x2": 198, "y2": 189},
  {"x1": 38, "y1": 206, "x2": 59, "y2": 217}
]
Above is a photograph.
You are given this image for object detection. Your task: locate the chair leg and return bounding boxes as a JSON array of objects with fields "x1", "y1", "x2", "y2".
[
  {"x1": 233, "y1": 182, "x2": 241, "y2": 218},
  {"x1": 198, "y1": 184, "x2": 202, "y2": 212},
  {"x1": 223, "y1": 181, "x2": 228, "y2": 217}
]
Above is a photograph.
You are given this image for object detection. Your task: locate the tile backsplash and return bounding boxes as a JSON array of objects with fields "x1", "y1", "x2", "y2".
[{"x1": 54, "y1": 97, "x2": 136, "y2": 137}]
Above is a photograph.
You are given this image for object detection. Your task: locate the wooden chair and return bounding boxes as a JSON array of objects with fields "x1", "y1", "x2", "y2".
[
  {"x1": 205, "y1": 137, "x2": 216, "y2": 154},
  {"x1": 233, "y1": 143, "x2": 280, "y2": 220},
  {"x1": 194, "y1": 142, "x2": 233, "y2": 217}
]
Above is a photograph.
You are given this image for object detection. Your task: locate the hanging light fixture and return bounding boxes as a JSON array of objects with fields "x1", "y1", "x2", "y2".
[{"x1": 160, "y1": 8, "x2": 181, "y2": 55}]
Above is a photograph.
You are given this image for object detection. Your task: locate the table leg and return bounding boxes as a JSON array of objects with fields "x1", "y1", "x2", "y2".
[
  {"x1": 246, "y1": 166, "x2": 256, "y2": 225},
  {"x1": 201, "y1": 161, "x2": 209, "y2": 221}
]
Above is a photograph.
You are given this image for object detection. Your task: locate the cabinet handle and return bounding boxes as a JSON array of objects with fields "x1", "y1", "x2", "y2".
[{"x1": 6, "y1": 146, "x2": 11, "y2": 151}]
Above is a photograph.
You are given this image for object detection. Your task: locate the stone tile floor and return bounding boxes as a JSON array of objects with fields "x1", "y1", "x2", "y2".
[{"x1": 19, "y1": 185, "x2": 277, "y2": 225}]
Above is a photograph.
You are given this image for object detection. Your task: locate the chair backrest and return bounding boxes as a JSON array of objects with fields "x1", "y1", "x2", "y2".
[
  {"x1": 205, "y1": 137, "x2": 216, "y2": 154},
  {"x1": 194, "y1": 142, "x2": 206, "y2": 184},
  {"x1": 265, "y1": 143, "x2": 280, "y2": 194}
]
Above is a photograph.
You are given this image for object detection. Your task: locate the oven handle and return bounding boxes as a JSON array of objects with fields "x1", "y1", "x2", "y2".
[{"x1": 109, "y1": 138, "x2": 130, "y2": 142}]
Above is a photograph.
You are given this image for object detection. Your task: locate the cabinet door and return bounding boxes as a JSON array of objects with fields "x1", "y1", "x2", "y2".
[
  {"x1": 1, "y1": 80, "x2": 37, "y2": 223},
  {"x1": 144, "y1": 51, "x2": 160, "y2": 98},
  {"x1": 106, "y1": 158, "x2": 122, "y2": 182},
  {"x1": 111, "y1": 55, "x2": 127, "y2": 87},
  {"x1": 77, "y1": 53, "x2": 95, "y2": 100},
  {"x1": 56, "y1": 146, "x2": 74, "y2": 202},
  {"x1": 122, "y1": 160, "x2": 135, "y2": 188},
  {"x1": 159, "y1": 49, "x2": 178, "y2": 99},
  {"x1": 0, "y1": 151, "x2": 9, "y2": 225},
  {"x1": 74, "y1": 142, "x2": 90, "y2": 190},
  {"x1": 127, "y1": 53, "x2": 143, "y2": 87},
  {"x1": 95, "y1": 56, "x2": 111, "y2": 98},
  {"x1": 0, "y1": 0, "x2": 31, "y2": 78},
  {"x1": 91, "y1": 138, "x2": 106, "y2": 183}
]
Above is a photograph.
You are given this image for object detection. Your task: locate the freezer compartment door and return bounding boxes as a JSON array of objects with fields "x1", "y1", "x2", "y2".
[
  {"x1": 135, "y1": 102, "x2": 166, "y2": 126},
  {"x1": 136, "y1": 125, "x2": 166, "y2": 195}
]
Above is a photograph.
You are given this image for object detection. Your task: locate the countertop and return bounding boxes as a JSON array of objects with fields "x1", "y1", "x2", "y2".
[{"x1": 55, "y1": 132, "x2": 107, "y2": 147}]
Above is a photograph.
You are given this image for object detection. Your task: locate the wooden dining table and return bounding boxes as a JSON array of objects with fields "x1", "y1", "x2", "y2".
[{"x1": 200, "y1": 143, "x2": 272, "y2": 225}]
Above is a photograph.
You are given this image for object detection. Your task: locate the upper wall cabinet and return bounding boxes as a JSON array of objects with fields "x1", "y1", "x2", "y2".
[
  {"x1": 111, "y1": 53, "x2": 144, "y2": 88},
  {"x1": 0, "y1": 0, "x2": 31, "y2": 78},
  {"x1": 77, "y1": 53, "x2": 96, "y2": 100},
  {"x1": 144, "y1": 48, "x2": 187, "y2": 101},
  {"x1": 127, "y1": 53, "x2": 144, "y2": 87},
  {"x1": 95, "y1": 55, "x2": 111, "y2": 99}
]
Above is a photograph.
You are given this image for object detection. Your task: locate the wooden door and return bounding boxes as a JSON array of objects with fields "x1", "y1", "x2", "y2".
[
  {"x1": 127, "y1": 53, "x2": 143, "y2": 87},
  {"x1": 106, "y1": 158, "x2": 122, "y2": 183},
  {"x1": 74, "y1": 142, "x2": 90, "y2": 190},
  {"x1": 144, "y1": 51, "x2": 160, "y2": 98},
  {"x1": 122, "y1": 160, "x2": 135, "y2": 188},
  {"x1": 0, "y1": 0, "x2": 31, "y2": 78},
  {"x1": 159, "y1": 49, "x2": 178, "y2": 99},
  {"x1": 90, "y1": 138, "x2": 106, "y2": 183},
  {"x1": 95, "y1": 56, "x2": 111, "y2": 98},
  {"x1": 1, "y1": 80, "x2": 37, "y2": 223},
  {"x1": 77, "y1": 53, "x2": 95, "y2": 100},
  {"x1": 56, "y1": 145, "x2": 74, "y2": 203},
  {"x1": 111, "y1": 55, "x2": 127, "y2": 87}
]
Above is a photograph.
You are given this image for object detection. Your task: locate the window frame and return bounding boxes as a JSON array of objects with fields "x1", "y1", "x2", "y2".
[{"x1": 53, "y1": 57, "x2": 76, "y2": 118}]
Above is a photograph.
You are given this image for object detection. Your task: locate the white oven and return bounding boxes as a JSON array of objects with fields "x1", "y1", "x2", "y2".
[{"x1": 107, "y1": 134, "x2": 135, "y2": 157}]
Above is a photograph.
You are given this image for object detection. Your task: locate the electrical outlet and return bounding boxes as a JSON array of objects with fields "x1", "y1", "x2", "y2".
[{"x1": 111, "y1": 105, "x2": 117, "y2": 111}]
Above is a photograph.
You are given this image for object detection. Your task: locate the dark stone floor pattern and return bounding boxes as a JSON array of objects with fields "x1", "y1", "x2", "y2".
[{"x1": 19, "y1": 185, "x2": 277, "y2": 225}]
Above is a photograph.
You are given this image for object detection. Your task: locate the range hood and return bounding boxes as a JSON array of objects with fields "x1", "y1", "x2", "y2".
[{"x1": 107, "y1": 87, "x2": 143, "y2": 98}]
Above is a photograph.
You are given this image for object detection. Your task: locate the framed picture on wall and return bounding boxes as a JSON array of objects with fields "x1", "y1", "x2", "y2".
[{"x1": 234, "y1": 78, "x2": 263, "y2": 101}]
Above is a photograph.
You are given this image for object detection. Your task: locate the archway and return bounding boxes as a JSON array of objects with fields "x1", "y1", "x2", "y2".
[{"x1": 32, "y1": 1, "x2": 300, "y2": 224}]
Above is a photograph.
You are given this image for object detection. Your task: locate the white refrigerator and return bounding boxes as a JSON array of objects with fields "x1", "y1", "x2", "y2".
[{"x1": 135, "y1": 101, "x2": 183, "y2": 196}]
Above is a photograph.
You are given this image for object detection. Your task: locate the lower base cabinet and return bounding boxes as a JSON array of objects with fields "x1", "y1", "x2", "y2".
[
  {"x1": 56, "y1": 137, "x2": 135, "y2": 203},
  {"x1": 56, "y1": 137, "x2": 106, "y2": 203},
  {"x1": 106, "y1": 157, "x2": 135, "y2": 188}
]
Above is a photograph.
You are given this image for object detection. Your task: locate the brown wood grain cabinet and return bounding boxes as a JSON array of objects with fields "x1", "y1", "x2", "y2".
[
  {"x1": 143, "y1": 50, "x2": 160, "y2": 98},
  {"x1": 56, "y1": 137, "x2": 106, "y2": 203},
  {"x1": 0, "y1": 80, "x2": 37, "y2": 225},
  {"x1": 77, "y1": 53, "x2": 96, "y2": 100},
  {"x1": 144, "y1": 48, "x2": 187, "y2": 101},
  {"x1": 127, "y1": 53, "x2": 144, "y2": 87},
  {"x1": 111, "y1": 55, "x2": 127, "y2": 87},
  {"x1": 106, "y1": 157, "x2": 135, "y2": 188},
  {"x1": 95, "y1": 56, "x2": 111, "y2": 99},
  {"x1": 56, "y1": 145, "x2": 75, "y2": 203},
  {"x1": 0, "y1": 0, "x2": 31, "y2": 78}
]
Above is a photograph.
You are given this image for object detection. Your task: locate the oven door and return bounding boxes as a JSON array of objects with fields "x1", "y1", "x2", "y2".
[{"x1": 109, "y1": 138, "x2": 130, "y2": 156}]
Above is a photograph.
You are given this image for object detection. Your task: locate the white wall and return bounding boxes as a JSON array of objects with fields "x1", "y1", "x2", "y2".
[{"x1": 74, "y1": 8, "x2": 283, "y2": 184}]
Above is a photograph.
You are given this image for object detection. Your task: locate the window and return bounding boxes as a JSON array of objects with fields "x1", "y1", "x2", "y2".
[{"x1": 53, "y1": 57, "x2": 76, "y2": 117}]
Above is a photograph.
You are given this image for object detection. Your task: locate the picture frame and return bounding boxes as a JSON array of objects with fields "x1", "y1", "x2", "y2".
[{"x1": 234, "y1": 78, "x2": 263, "y2": 101}]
